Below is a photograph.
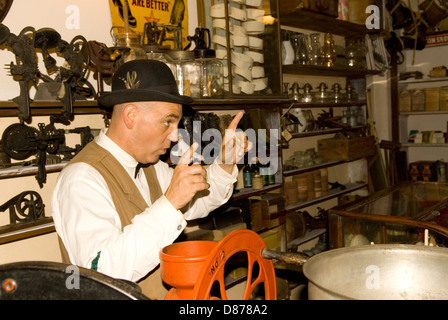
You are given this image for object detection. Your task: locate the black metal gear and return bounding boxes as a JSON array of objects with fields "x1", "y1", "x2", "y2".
[
  {"x1": 15, "y1": 191, "x2": 45, "y2": 222},
  {"x1": 1, "y1": 123, "x2": 38, "y2": 160}
]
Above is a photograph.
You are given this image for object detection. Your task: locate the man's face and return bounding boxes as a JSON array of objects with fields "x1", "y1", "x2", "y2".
[{"x1": 133, "y1": 101, "x2": 182, "y2": 164}]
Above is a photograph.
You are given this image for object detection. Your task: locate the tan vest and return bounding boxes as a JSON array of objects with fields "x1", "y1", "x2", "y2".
[{"x1": 58, "y1": 141, "x2": 170, "y2": 299}]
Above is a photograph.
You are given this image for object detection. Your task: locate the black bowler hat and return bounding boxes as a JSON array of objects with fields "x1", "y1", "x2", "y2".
[{"x1": 98, "y1": 59, "x2": 194, "y2": 109}]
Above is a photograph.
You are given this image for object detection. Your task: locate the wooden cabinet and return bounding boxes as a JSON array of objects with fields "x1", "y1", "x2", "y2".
[
  {"x1": 329, "y1": 181, "x2": 448, "y2": 249},
  {"x1": 278, "y1": 5, "x2": 381, "y2": 250}
]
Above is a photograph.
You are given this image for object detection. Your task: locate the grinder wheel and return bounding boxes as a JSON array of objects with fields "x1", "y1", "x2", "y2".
[
  {"x1": 192, "y1": 229, "x2": 277, "y2": 300},
  {"x1": 15, "y1": 191, "x2": 44, "y2": 222}
]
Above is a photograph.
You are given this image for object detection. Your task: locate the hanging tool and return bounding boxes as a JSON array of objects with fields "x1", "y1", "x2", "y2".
[{"x1": 0, "y1": 24, "x2": 38, "y2": 123}]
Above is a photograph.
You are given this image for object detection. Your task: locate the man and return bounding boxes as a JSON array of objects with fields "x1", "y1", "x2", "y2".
[{"x1": 51, "y1": 59, "x2": 251, "y2": 299}]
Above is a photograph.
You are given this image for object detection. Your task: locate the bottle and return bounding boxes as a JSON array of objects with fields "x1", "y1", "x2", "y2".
[
  {"x1": 267, "y1": 161, "x2": 276, "y2": 185},
  {"x1": 190, "y1": 28, "x2": 224, "y2": 98},
  {"x1": 308, "y1": 33, "x2": 323, "y2": 66},
  {"x1": 243, "y1": 163, "x2": 252, "y2": 188},
  {"x1": 323, "y1": 33, "x2": 336, "y2": 67},
  {"x1": 291, "y1": 33, "x2": 309, "y2": 65},
  {"x1": 252, "y1": 173, "x2": 264, "y2": 190},
  {"x1": 250, "y1": 157, "x2": 260, "y2": 179},
  {"x1": 259, "y1": 160, "x2": 270, "y2": 186}
]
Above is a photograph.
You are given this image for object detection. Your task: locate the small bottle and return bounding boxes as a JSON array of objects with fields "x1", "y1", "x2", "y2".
[
  {"x1": 267, "y1": 162, "x2": 276, "y2": 185},
  {"x1": 243, "y1": 163, "x2": 252, "y2": 188},
  {"x1": 250, "y1": 157, "x2": 259, "y2": 178},
  {"x1": 259, "y1": 161, "x2": 270, "y2": 186},
  {"x1": 323, "y1": 33, "x2": 336, "y2": 67},
  {"x1": 252, "y1": 173, "x2": 264, "y2": 190}
]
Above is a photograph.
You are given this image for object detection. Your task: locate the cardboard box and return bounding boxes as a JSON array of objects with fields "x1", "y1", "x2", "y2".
[
  {"x1": 399, "y1": 89, "x2": 411, "y2": 112},
  {"x1": 411, "y1": 89, "x2": 425, "y2": 111},
  {"x1": 425, "y1": 87, "x2": 440, "y2": 111},
  {"x1": 440, "y1": 86, "x2": 448, "y2": 111}
]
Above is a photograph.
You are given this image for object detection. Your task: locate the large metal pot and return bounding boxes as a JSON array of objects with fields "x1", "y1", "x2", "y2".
[{"x1": 264, "y1": 244, "x2": 448, "y2": 300}]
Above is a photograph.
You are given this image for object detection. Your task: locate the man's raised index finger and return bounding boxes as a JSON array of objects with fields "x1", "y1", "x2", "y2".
[
  {"x1": 227, "y1": 111, "x2": 244, "y2": 131},
  {"x1": 178, "y1": 142, "x2": 198, "y2": 165}
]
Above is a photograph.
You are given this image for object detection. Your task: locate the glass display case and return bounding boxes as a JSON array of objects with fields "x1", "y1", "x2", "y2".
[
  {"x1": 328, "y1": 182, "x2": 448, "y2": 248},
  {"x1": 197, "y1": 0, "x2": 282, "y2": 97}
]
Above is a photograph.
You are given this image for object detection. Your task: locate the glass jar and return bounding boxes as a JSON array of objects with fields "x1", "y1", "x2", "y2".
[
  {"x1": 291, "y1": 33, "x2": 309, "y2": 65},
  {"x1": 113, "y1": 32, "x2": 147, "y2": 69},
  {"x1": 144, "y1": 45, "x2": 176, "y2": 75},
  {"x1": 322, "y1": 33, "x2": 336, "y2": 67},
  {"x1": 332, "y1": 83, "x2": 346, "y2": 103},
  {"x1": 345, "y1": 83, "x2": 358, "y2": 102},
  {"x1": 168, "y1": 50, "x2": 200, "y2": 97},
  {"x1": 194, "y1": 48, "x2": 224, "y2": 98},
  {"x1": 345, "y1": 39, "x2": 367, "y2": 69},
  {"x1": 290, "y1": 82, "x2": 301, "y2": 101},
  {"x1": 301, "y1": 83, "x2": 313, "y2": 103},
  {"x1": 308, "y1": 33, "x2": 323, "y2": 66},
  {"x1": 313, "y1": 82, "x2": 329, "y2": 102}
]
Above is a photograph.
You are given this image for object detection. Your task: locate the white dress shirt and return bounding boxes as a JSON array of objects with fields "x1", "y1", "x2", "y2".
[{"x1": 51, "y1": 129, "x2": 237, "y2": 282}]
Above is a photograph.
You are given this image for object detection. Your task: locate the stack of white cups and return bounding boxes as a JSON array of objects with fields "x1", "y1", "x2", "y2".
[{"x1": 210, "y1": 0, "x2": 268, "y2": 94}]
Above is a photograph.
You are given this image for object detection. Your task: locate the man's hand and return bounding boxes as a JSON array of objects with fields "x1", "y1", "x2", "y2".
[
  {"x1": 218, "y1": 111, "x2": 253, "y2": 174},
  {"x1": 164, "y1": 142, "x2": 210, "y2": 210}
]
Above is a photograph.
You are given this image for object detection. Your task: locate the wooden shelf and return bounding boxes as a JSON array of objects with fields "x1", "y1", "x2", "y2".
[
  {"x1": 285, "y1": 182, "x2": 368, "y2": 213},
  {"x1": 0, "y1": 218, "x2": 55, "y2": 245},
  {"x1": 283, "y1": 160, "x2": 344, "y2": 177},
  {"x1": 282, "y1": 64, "x2": 380, "y2": 77},
  {"x1": 286, "y1": 125, "x2": 367, "y2": 140},
  {"x1": 399, "y1": 111, "x2": 448, "y2": 115},
  {"x1": 0, "y1": 100, "x2": 105, "y2": 118},
  {"x1": 398, "y1": 77, "x2": 448, "y2": 85},
  {"x1": 287, "y1": 228, "x2": 327, "y2": 249},
  {"x1": 0, "y1": 162, "x2": 67, "y2": 180},
  {"x1": 279, "y1": 9, "x2": 378, "y2": 38},
  {"x1": 191, "y1": 97, "x2": 290, "y2": 110},
  {"x1": 0, "y1": 98, "x2": 293, "y2": 117},
  {"x1": 287, "y1": 101, "x2": 367, "y2": 108},
  {"x1": 401, "y1": 143, "x2": 448, "y2": 148},
  {"x1": 232, "y1": 183, "x2": 282, "y2": 201}
]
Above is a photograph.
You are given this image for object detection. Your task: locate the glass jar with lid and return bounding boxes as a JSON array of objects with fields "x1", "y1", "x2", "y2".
[
  {"x1": 332, "y1": 83, "x2": 346, "y2": 103},
  {"x1": 112, "y1": 31, "x2": 147, "y2": 69},
  {"x1": 313, "y1": 82, "x2": 330, "y2": 102},
  {"x1": 194, "y1": 47, "x2": 224, "y2": 98},
  {"x1": 301, "y1": 83, "x2": 313, "y2": 103},
  {"x1": 168, "y1": 50, "x2": 200, "y2": 97},
  {"x1": 144, "y1": 44, "x2": 176, "y2": 76}
]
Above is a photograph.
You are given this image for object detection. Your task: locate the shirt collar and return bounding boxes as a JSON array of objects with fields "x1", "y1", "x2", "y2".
[{"x1": 95, "y1": 128, "x2": 139, "y2": 178}]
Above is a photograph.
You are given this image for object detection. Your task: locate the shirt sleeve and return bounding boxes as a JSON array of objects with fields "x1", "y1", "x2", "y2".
[
  {"x1": 154, "y1": 159, "x2": 238, "y2": 220},
  {"x1": 51, "y1": 163, "x2": 186, "y2": 282}
]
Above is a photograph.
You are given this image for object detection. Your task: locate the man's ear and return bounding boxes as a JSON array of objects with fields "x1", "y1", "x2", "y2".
[{"x1": 122, "y1": 103, "x2": 139, "y2": 129}]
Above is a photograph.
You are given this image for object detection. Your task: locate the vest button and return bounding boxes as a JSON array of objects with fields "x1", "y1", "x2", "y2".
[{"x1": 177, "y1": 225, "x2": 182, "y2": 231}]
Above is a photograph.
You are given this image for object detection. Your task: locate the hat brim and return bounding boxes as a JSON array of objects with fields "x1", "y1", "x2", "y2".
[{"x1": 97, "y1": 89, "x2": 194, "y2": 109}]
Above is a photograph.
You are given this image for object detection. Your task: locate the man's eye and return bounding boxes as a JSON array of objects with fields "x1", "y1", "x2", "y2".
[{"x1": 164, "y1": 121, "x2": 171, "y2": 127}]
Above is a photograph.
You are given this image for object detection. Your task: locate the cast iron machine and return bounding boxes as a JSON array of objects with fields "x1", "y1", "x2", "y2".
[
  {"x1": 0, "y1": 190, "x2": 45, "y2": 225},
  {"x1": 1, "y1": 121, "x2": 94, "y2": 187},
  {"x1": 160, "y1": 229, "x2": 309, "y2": 300},
  {"x1": 0, "y1": 24, "x2": 38, "y2": 124}
]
